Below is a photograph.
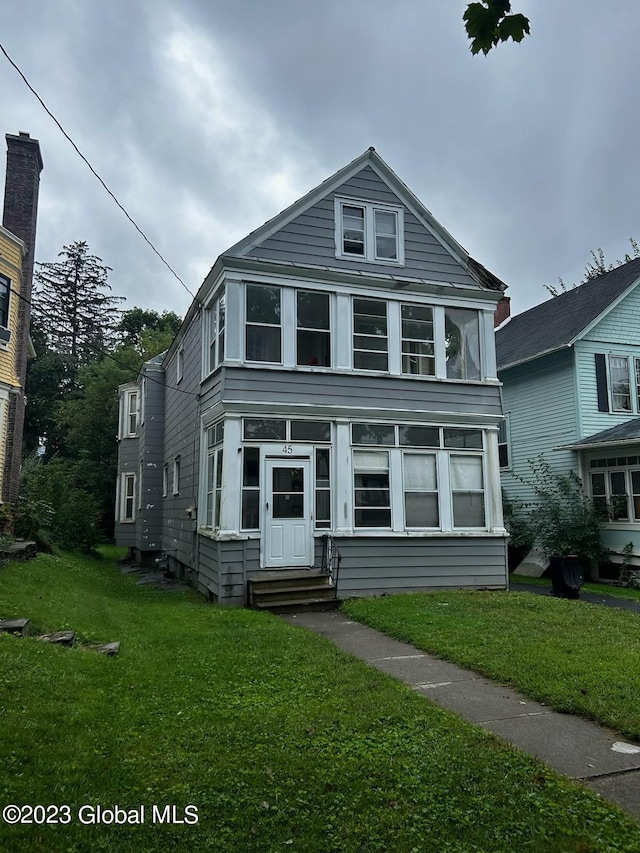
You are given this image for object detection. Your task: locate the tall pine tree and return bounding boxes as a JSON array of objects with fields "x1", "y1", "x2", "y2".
[{"x1": 32, "y1": 241, "x2": 123, "y2": 363}]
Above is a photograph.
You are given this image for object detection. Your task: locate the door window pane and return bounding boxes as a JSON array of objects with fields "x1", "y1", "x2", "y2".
[
  {"x1": 445, "y1": 308, "x2": 481, "y2": 380},
  {"x1": 272, "y1": 466, "x2": 304, "y2": 519}
]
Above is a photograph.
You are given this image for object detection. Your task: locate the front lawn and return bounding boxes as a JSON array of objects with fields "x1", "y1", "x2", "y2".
[
  {"x1": 511, "y1": 573, "x2": 640, "y2": 603},
  {"x1": 1, "y1": 551, "x2": 640, "y2": 851},
  {"x1": 343, "y1": 589, "x2": 640, "y2": 742}
]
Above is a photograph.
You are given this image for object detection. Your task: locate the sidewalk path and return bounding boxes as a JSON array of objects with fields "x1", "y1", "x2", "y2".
[{"x1": 283, "y1": 609, "x2": 640, "y2": 819}]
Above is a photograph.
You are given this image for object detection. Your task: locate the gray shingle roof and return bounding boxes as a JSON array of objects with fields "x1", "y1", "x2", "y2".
[
  {"x1": 496, "y1": 259, "x2": 640, "y2": 371},
  {"x1": 560, "y1": 417, "x2": 640, "y2": 450}
]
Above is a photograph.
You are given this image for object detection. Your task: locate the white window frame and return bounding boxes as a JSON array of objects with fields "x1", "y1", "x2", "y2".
[
  {"x1": 0, "y1": 274, "x2": 10, "y2": 349},
  {"x1": 206, "y1": 291, "x2": 226, "y2": 375},
  {"x1": 498, "y1": 416, "x2": 510, "y2": 470},
  {"x1": 245, "y1": 283, "x2": 282, "y2": 364},
  {"x1": 140, "y1": 378, "x2": 146, "y2": 427},
  {"x1": 205, "y1": 424, "x2": 224, "y2": 529},
  {"x1": 609, "y1": 355, "x2": 632, "y2": 413},
  {"x1": 335, "y1": 197, "x2": 405, "y2": 266},
  {"x1": 177, "y1": 343, "x2": 184, "y2": 383},
  {"x1": 352, "y1": 297, "x2": 389, "y2": 373},
  {"x1": 162, "y1": 463, "x2": 168, "y2": 498},
  {"x1": 589, "y1": 458, "x2": 640, "y2": 524},
  {"x1": 126, "y1": 390, "x2": 139, "y2": 437},
  {"x1": 121, "y1": 473, "x2": 136, "y2": 522},
  {"x1": 172, "y1": 457, "x2": 181, "y2": 496}
]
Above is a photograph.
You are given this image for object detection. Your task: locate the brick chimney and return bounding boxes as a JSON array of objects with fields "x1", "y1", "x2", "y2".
[
  {"x1": 494, "y1": 295, "x2": 511, "y2": 328},
  {"x1": 2, "y1": 131, "x2": 43, "y2": 504}
]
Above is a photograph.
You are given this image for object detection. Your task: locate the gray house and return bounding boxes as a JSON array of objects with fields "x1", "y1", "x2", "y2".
[{"x1": 115, "y1": 148, "x2": 509, "y2": 605}]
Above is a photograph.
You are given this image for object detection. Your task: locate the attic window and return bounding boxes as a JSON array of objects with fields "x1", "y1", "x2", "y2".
[
  {"x1": 335, "y1": 198, "x2": 404, "y2": 265},
  {"x1": 0, "y1": 275, "x2": 10, "y2": 331}
]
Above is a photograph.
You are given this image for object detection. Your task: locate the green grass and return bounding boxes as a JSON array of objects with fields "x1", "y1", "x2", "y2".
[
  {"x1": 511, "y1": 573, "x2": 640, "y2": 602},
  {"x1": 1, "y1": 551, "x2": 640, "y2": 851},
  {"x1": 343, "y1": 588, "x2": 640, "y2": 742}
]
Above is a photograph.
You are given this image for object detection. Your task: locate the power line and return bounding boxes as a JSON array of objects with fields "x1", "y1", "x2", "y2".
[
  {"x1": 10, "y1": 285, "x2": 200, "y2": 398},
  {"x1": 0, "y1": 41, "x2": 197, "y2": 300}
]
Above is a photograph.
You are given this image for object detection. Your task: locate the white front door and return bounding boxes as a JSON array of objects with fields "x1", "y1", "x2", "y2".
[{"x1": 264, "y1": 459, "x2": 312, "y2": 568}]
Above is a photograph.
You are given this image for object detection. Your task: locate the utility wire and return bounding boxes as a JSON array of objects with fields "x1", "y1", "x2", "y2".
[
  {"x1": 10, "y1": 285, "x2": 200, "y2": 398},
  {"x1": 0, "y1": 41, "x2": 197, "y2": 300}
]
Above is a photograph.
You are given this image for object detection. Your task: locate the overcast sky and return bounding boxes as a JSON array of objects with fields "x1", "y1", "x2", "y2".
[{"x1": 2, "y1": 0, "x2": 639, "y2": 320}]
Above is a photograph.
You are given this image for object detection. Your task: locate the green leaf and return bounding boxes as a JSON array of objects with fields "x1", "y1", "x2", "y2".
[{"x1": 497, "y1": 13, "x2": 531, "y2": 43}]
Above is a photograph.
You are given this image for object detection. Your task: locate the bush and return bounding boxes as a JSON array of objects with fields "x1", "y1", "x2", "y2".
[{"x1": 15, "y1": 455, "x2": 102, "y2": 553}]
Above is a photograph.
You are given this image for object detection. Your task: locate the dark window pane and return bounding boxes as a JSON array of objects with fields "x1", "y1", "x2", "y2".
[
  {"x1": 273, "y1": 467, "x2": 304, "y2": 492},
  {"x1": 243, "y1": 447, "x2": 260, "y2": 487},
  {"x1": 315, "y1": 448, "x2": 330, "y2": 484},
  {"x1": 355, "y1": 508, "x2": 391, "y2": 528},
  {"x1": 0, "y1": 277, "x2": 8, "y2": 327},
  {"x1": 352, "y1": 423, "x2": 395, "y2": 445},
  {"x1": 290, "y1": 421, "x2": 331, "y2": 442},
  {"x1": 354, "y1": 297, "x2": 386, "y2": 318},
  {"x1": 244, "y1": 419, "x2": 286, "y2": 440},
  {"x1": 452, "y1": 493, "x2": 485, "y2": 527},
  {"x1": 610, "y1": 471, "x2": 627, "y2": 494},
  {"x1": 316, "y1": 490, "x2": 330, "y2": 522},
  {"x1": 591, "y1": 473, "x2": 606, "y2": 495},
  {"x1": 498, "y1": 443, "x2": 509, "y2": 468},
  {"x1": 242, "y1": 490, "x2": 260, "y2": 529},
  {"x1": 273, "y1": 494, "x2": 304, "y2": 518},
  {"x1": 405, "y1": 493, "x2": 439, "y2": 527},
  {"x1": 246, "y1": 284, "x2": 280, "y2": 324},
  {"x1": 355, "y1": 473, "x2": 389, "y2": 490},
  {"x1": 297, "y1": 330, "x2": 331, "y2": 366},
  {"x1": 443, "y1": 428, "x2": 483, "y2": 449},
  {"x1": 398, "y1": 426, "x2": 440, "y2": 447},
  {"x1": 353, "y1": 334, "x2": 388, "y2": 351},
  {"x1": 354, "y1": 352, "x2": 388, "y2": 371},
  {"x1": 355, "y1": 489, "x2": 390, "y2": 507},
  {"x1": 375, "y1": 235, "x2": 397, "y2": 260},
  {"x1": 632, "y1": 471, "x2": 640, "y2": 493},
  {"x1": 246, "y1": 326, "x2": 281, "y2": 362},
  {"x1": 297, "y1": 291, "x2": 329, "y2": 330}
]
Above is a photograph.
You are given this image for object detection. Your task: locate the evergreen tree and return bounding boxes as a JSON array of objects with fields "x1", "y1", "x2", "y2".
[{"x1": 32, "y1": 241, "x2": 123, "y2": 363}]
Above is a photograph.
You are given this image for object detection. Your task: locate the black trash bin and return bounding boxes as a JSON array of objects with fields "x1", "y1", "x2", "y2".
[{"x1": 549, "y1": 555, "x2": 585, "y2": 599}]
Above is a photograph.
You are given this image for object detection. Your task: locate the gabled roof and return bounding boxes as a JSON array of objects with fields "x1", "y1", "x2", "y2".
[
  {"x1": 224, "y1": 147, "x2": 506, "y2": 293},
  {"x1": 558, "y1": 417, "x2": 640, "y2": 451},
  {"x1": 496, "y1": 258, "x2": 640, "y2": 371}
]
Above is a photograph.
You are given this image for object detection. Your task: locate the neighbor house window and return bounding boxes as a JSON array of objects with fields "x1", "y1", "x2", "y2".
[
  {"x1": 126, "y1": 391, "x2": 138, "y2": 436},
  {"x1": 173, "y1": 457, "x2": 181, "y2": 496},
  {"x1": 609, "y1": 356, "x2": 631, "y2": 412},
  {"x1": 353, "y1": 450, "x2": 391, "y2": 528},
  {"x1": 401, "y1": 303, "x2": 435, "y2": 376},
  {"x1": 404, "y1": 453, "x2": 439, "y2": 528},
  {"x1": 205, "y1": 422, "x2": 224, "y2": 529},
  {"x1": 0, "y1": 275, "x2": 9, "y2": 328},
  {"x1": 122, "y1": 474, "x2": 136, "y2": 522},
  {"x1": 498, "y1": 418, "x2": 510, "y2": 469},
  {"x1": 297, "y1": 290, "x2": 330, "y2": 367},
  {"x1": 177, "y1": 344, "x2": 184, "y2": 383},
  {"x1": 207, "y1": 293, "x2": 226, "y2": 373},
  {"x1": 162, "y1": 463, "x2": 168, "y2": 497},
  {"x1": 589, "y1": 458, "x2": 640, "y2": 522},
  {"x1": 353, "y1": 298, "x2": 388, "y2": 371},
  {"x1": 246, "y1": 284, "x2": 281, "y2": 363},
  {"x1": 445, "y1": 308, "x2": 481, "y2": 381},
  {"x1": 635, "y1": 358, "x2": 640, "y2": 411},
  {"x1": 336, "y1": 199, "x2": 404, "y2": 265}
]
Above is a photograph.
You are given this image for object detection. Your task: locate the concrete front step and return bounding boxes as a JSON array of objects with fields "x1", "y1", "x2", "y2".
[{"x1": 253, "y1": 597, "x2": 342, "y2": 614}]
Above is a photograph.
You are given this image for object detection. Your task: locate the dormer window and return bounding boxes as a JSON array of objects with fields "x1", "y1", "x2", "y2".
[{"x1": 335, "y1": 198, "x2": 404, "y2": 265}]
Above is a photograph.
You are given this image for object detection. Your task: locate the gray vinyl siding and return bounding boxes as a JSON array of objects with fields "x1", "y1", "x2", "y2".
[
  {"x1": 245, "y1": 166, "x2": 478, "y2": 288},
  {"x1": 136, "y1": 366, "x2": 164, "y2": 553},
  {"x1": 194, "y1": 537, "x2": 261, "y2": 606},
  {"x1": 221, "y1": 367, "x2": 502, "y2": 418},
  {"x1": 332, "y1": 536, "x2": 507, "y2": 597},
  {"x1": 162, "y1": 314, "x2": 202, "y2": 567},
  {"x1": 115, "y1": 435, "x2": 138, "y2": 547},
  {"x1": 499, "y1": 349, "x2": 579, "y2": 504}
]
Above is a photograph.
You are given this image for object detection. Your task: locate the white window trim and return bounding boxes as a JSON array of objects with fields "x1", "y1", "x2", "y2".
[
  {"x1": 172, "y1": 457, "x2": 181, "y2": 496},
  {"x1": 608, "y1": 354, "x2": 632, "y2": 413},
  {"x1": 120, "y1": 473, "x2": 137, "y2": 523},
  {"x1": 177, "y1": 343, "x2": 184, "y2": 383},
  {"x1": 244, "y1": 283, "x2": 282, "y2": 365},
  {"x1": 162, "y1": 463, "x2": 168, "y2": 498},
  {"x1": 334, "y1": 197, "x2": 405, "y2": 266},
  {"x1": 498, "y1": 415, "x2": 510, "y2": 471},
  {"x1": 206, "y1": 289, "x2": 226, "y2": 375},
  {"x1": 0, "y1": 274, "x2": 10, "y2": 350},
  {"x1": 126, "y1": 390, "x2": 139, "y2": 437}
]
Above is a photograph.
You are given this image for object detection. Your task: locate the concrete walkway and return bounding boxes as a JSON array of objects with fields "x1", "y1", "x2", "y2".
[{"x1": 282, "y1": 609, "x2": 640, "y2": 819}]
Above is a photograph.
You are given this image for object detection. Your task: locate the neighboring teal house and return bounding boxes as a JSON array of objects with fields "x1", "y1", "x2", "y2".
[{"x1": 496, "y1": 258, "x2": 640, "y2": 568}]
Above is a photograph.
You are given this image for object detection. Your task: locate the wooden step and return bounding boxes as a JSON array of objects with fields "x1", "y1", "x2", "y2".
[
  {"x1": 252, "y1": 584, "x2": 337, "y2": 605},
  {"x1": 253, "y1": 596, "x2": 342, "y2": 614},
  {"x1": 249, "y1": 570, "x2": 328, "y2": 592}
]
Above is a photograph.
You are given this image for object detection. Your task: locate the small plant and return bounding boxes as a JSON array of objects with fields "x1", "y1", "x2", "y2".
[
  {"x1": 615, "y1": 542, "x2": 640, "y2": 589},
  {"x1": 506, "y1": 457, "x2": 605, "y2": 567}
]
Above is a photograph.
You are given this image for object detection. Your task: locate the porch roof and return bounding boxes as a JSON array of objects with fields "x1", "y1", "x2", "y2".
[{"x1": 557, "y1": 417, "x2": 640, "y2": 451}]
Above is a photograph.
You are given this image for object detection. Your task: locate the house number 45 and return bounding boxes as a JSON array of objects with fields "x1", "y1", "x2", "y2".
[{"x1": 282, "y1": 445, "x2": 293, "y2": 454}]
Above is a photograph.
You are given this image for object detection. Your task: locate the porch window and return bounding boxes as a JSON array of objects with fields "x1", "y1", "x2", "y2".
[
  {"x1": 244, "y1": 419, "x2": 286, "y2": 441},
  {"x1": 353, "y1": 298, "x2": 388, "y2": 372},
  {"x1": 241, "y1": 447, "x2": 260, "y2": 530},
  {"x1": 246, "y1": 284, "x2": 281, "y2": 363},
  {"x1": 635, "y1": 358, "x2": 640, "y2": 412},
  {"x1": 401, "y1": 304, "x2": 435, "y2": 376},
  {"x1": 404, "y1": 453, "x2": 439, "y2": 528},
  {"x1": 498, "y1": 418, "x2": 510, "y2": 469},
  {"x1": 207, "y1": 292, "x2": 226, "y2": 373},
  {"x1": 633, "y1": 471, "x2": 640, "y2": 521},
  {"x1": 297, "y1": 291, "x2": 330, "y2": 367},
  {"x1": 445, "y1": 308, "x2": 481, "y2": 381},
  {"x1": 610, "y1": 470, "x2": 629, "y2": 520},
  {"x1": 315, "y1": 448, "x2": 331, "y2": 529},
  {"x1": 205, "y1": 423, "x2": 224, "y2": 528},
  {"x1": 352, "y1": 422, "x2": 395, "y2": 446},
  {"x1": 609, "y1": 356, "x2": 631, "y2": 412},
  {"x1": 353, "y1": 450, "x2": 391, "y2": 528},
  {"x1": 450, "y1": 454, "x2": 485, "y2": 527}
]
